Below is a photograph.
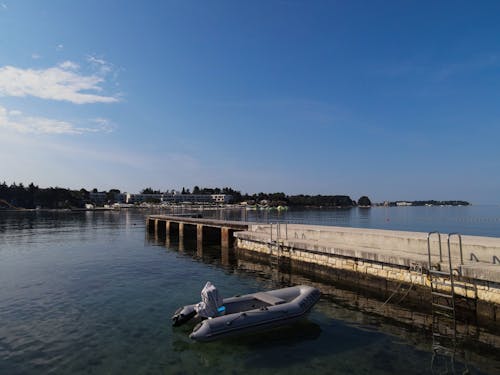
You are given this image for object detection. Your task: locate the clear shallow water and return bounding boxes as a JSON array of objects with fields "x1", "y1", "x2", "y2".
[{"x1": 0, "y1": 209, "x2": 498, "y2": 374}]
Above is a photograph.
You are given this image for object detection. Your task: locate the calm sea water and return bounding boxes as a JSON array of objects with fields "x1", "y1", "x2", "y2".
[
  {"x1": 209, "y1": 205, "x2": 500, "y2": 237},
  {"x1": 0, "y1": 207, "x2": 499, "y2": 374}
]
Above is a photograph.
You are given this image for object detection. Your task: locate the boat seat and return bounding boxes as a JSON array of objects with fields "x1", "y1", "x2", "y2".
[{"x1": 253, "y1": 292, "x2": 286, "y2": 306}]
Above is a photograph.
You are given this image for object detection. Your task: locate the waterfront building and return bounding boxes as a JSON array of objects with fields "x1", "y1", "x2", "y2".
[
  {"x1": 211, "y1": 194, "x2": 233, "y2": 204},
  {"x1": 89, "y1": 191, "x2": 107, "y2": 205},
  {"x1": 124, "y1": 193, "x2": 232, "y2": 205},
  {"x1": 396, "y1": 201, "x2": 413, "y2": 206}
]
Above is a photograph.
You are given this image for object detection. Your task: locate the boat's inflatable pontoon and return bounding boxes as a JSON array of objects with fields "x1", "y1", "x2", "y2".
[{"x1": 172, "y1": 284, "x2": 321, "y2": 342}]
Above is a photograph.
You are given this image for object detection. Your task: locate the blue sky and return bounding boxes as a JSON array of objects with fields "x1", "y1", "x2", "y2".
[{"x1": 0, "y1": 1, "x2": 499, "y2": 203}]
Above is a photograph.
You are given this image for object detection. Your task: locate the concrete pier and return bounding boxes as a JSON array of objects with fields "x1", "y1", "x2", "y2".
[
  {"x1": 147, "y1": 215, "x2": 249, "y2": 248},
  {"x1": 146, "y1": 215, "x2": 500, "y2": 321},
  {"x1": 234, "y1": 223, "x2": 500, "y2": 320}
]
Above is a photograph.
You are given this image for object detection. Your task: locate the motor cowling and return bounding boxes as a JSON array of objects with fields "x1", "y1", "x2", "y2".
[{"x1": 172, "y1": 305, "x2": 196, "y2": 327}]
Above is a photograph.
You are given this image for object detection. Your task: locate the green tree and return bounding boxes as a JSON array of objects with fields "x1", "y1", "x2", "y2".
[
  {"x1": 358, "y1": 196, "x2": 372, "y2": 207},
  {"x1": 141, "y1": 187, "x2": 160, "y2": 194},
  {"x1": 106, "y1": 189, "x2": 121, "y2": 203}
]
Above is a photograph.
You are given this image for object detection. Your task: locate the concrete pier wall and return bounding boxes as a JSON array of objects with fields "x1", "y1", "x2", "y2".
[
  {"x1": 234, "y1": 224, "x2": 500, "y2": 316},
  {"x1": 248, "y1": 224, "x2": 500, "y2": 266},
  {"x1": 145, "y1": 215, "x2": 500, "y2": 319}
]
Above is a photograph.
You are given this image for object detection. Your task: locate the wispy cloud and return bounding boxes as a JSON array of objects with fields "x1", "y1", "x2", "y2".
[
  {"x1": 1, "y1": 3, "x2": 7, "y2": 10},
  {"x1": 56, "y1": 44, "x2": 64, "y2": 51},
  {"x1": 0, "y1": 61, "x2": 119, "y2": 104},
  {"x1": 0, "y1": 105, "x2": 115, "y2": 135},
  {"x1": 31, "y1": 53, "x2": 41, "y2": 60},
  {"x1": 87, "y1": 54, "x2": 123, "y2": 86},
  {"x1": 87, "y1": 55, "x2": 112, "y2": 74},
  {"x1": 81, "y1": 117, "x2": 116, "y2": 133}
]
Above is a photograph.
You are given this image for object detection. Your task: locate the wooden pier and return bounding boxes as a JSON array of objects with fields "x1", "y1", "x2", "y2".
[{"x1": 146, "y1": 215, "x2": 250, "y2": 248}]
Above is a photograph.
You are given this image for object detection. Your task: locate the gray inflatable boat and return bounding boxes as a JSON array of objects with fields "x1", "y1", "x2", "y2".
[{"x1": 172, "y1": 284, "x2": 321, "y2": 342}]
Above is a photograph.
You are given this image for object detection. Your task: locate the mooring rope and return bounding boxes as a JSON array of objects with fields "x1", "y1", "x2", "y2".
[
  {"x1": 382, "y1": 276, "x2": 415, "y2": 307},
  {"x1": 382, "y1": 280, "x2": 405, "y2": 306},
  {"x1": 396, "y1": 280, "x2": 415, "y2": 304}
]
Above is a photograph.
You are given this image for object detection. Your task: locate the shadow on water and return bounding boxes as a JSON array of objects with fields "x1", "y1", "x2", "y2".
[
  {"x1": 148, "y1": 233, "x2": 500, "y2": 375},
  {"x1": 172, "y1": 320, "x2": 322, "y2": 353},
  {"x1": 169, "y1": 316, "x2": 403, "y2": 373}
]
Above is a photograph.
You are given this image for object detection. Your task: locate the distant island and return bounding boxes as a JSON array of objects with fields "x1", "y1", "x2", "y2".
[
  {"x1": 378, "y1": 200, "x2": 470, "y2": 207},
  {"x1": 0, "y1": 181, "x2": 469, "y2": 210}
]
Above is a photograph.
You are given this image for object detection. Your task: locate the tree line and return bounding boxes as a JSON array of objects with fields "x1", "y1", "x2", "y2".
[
  {"x1": 142, "y1": 186, "x2": 371, "y2": 207},
  {"x1": 384, "y1": 200, "x2": 469, "y2": 206},
  {"x1": 0, "y1": 182, "x2": 121, "y2": 209},
  {"x1": 0, "y1": 182, "x2": 81, "y2": 209},
  {"x1": 0, "y1": 182, "x2": 372, "y2": 209}
]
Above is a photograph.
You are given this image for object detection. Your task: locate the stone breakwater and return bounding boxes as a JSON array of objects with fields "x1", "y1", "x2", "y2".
[{"x1": 234, "y1": 224, "x2": 500, "y2": 321}]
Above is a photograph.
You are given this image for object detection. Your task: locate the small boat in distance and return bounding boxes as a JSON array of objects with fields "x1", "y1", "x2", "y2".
[{"x1": 172, "y1": 284, "x2": 321, "y2": 342}]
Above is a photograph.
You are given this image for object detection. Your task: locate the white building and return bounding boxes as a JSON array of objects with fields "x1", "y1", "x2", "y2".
[
  {"x1": 396, "y1": 201, "x2": 412, "y2": 206},
  {"x1": 124, "y1": 193, "x2": 232, "y2": 204},
  {"x1": 211, "y1": 194, "x2": 232, "y2": 203}
]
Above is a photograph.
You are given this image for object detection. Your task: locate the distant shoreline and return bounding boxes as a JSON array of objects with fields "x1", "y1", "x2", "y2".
[{"x1": 0, "y1": 202, "x2": 476, "y2": 213}]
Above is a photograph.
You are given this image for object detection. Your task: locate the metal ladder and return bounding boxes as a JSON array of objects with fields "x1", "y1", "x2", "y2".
[
  {"x1": 427, "y1": 232, "x2": 465, "y2": 373},
  {"x1": 427, "y1": 232, "x2": 459, "y2": 319},
  {"x1": 269, "y1": 223, "x2": 281, "y2": 268},
  {"x1": 268, "y1": 224, "x2": 292, "y2": 285}
]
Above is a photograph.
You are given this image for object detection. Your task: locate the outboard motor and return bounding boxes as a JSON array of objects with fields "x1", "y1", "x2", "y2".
[
  {"x1": 172, "y1": 305, "x2": 196, "y2": 327},
  {"x1": 172, "y1": 281, "x2": 224, "y2": 326},
  {"x1": 195, "y1": 281, "x2": 223, "y2": 318}
]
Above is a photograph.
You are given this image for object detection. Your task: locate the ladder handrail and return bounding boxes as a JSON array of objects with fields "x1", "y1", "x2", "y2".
[
  {"x1": 427, "y1": 231, "x2": 443, "y2": 267},
  {"x1": 428, "y1": 232, "x2": 461, "y2": 373},
  {"x1": 448, "y1": 233, "x2": 463, "y2": 266},
  {"x1": 445, "y1": 235, "x2": 457, "y2": 317},
  {"x1": 427, "y1": 231, "x2": 456, "y2": 311}
]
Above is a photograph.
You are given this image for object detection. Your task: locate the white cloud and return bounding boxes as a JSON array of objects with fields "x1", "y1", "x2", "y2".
[
  {"x1": 87, "y1": 55, "x2": 109, "y2": 67},
  {"x1": 58, "y1": 60, "x2": 79, "y2": 70},
  {"x1": 0, "y1": 105, "x2": 115, "y2": 135},
  {"x1": 31, "y1": 53, "x2": 41, "y2": 60},
  {"x1": 0, "y1": 63, "x2": 119, "y2": 104},
  {"x1": 56, "y1": 44, "x2": 64, "y2": 51}
]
